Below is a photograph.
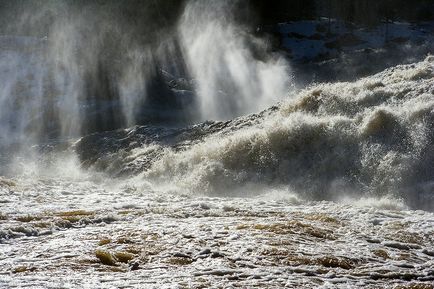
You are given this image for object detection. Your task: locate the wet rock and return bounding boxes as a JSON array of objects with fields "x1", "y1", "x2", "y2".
[
  {"x1": 421, "y1": 249, "x2": 434, "y2": 257},
  {"x1": 194, "y1": 269, "x2": 242, "y2": 277},
  {"x1": 366, "y1": 238, "x2": 382, "y2": 244},
  {"x1": 200, "y1": 203, "x2": 210, "y2": 210},
  {"x1": 95, "y1": 250, "x2": 117, "y2": 266},
  {"x1": 173, "y1": 252, "x2": 192, "y2": 259},
  {"x1": 98, "y1": 238, "x2": 112, "y2": 246},
  {"x1": 371, "y1": 219, "x2": 383, "y2": 226},
  {"x1": 0, "y1": 177, "x2": 16, "y2": 187},
  {"x1": 166, "y1": 257, "x2": 194, "y2": 266},
  {"x1": 12, "y1": 266, "x2": 36, "y2": 274},
  {"x1": 198, "y1": 248, "x2": 211, "y2": 256},
  {"x1": 114, "y1": 251, "x2": 135, "y2": 263},
  {"x1": 11, "y1": 226, "x2": 39, "y2": 237},
  {"x1": 211, "y1": 251, "x2": 225, "y2": 258},
  {"x1": 396, "y1": 263, "x2": 415, "y2": 269},
  {"x1": 130, "y1": 262, "x2": 140, "y2": 271},
  {"x1": 372, "y1": 249, "x2": 390, "y2": 259},
  {"x1": 316, "y1": 256, "x2": 355, "y2": 270},
  {"x1": 383, "y1": 241, "x2": 421, "y2": 251},
  {"x1": 96, "y1": 215, "x2": 118, "y2": 224}
]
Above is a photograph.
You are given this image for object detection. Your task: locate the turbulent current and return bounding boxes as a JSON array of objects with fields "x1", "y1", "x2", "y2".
[
  {"x1": 4, "y1": 1, "x2": 432, "y2": 212},
  {"x1": 1, "y1": 1, "x2": 434, "y2": 288},
  {"x1": 75, "y1": 56, "x2": 434, "y2": 211}
]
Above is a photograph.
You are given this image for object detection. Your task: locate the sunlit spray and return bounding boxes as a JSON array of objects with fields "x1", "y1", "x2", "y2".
[{"x1": 179, "y1": 0, "x2": 291, "y2": 120}]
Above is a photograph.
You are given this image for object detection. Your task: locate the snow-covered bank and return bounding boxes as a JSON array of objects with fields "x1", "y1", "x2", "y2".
[
  {"x1": 278, "y1": 19, "x2": 434, "y2": 62},
  {"x1": 276, "y1": 19, "x2": 434, "y2": 84}
]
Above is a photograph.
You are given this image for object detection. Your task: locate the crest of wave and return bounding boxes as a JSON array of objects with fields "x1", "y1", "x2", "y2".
[{"x1": 142, "y1": 56, "x2": 434, "y2": 210}]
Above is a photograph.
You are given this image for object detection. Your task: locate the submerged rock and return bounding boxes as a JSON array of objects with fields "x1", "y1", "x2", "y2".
[{"x1": 95, "y1": 250, "x2": 117, "y2": 266}]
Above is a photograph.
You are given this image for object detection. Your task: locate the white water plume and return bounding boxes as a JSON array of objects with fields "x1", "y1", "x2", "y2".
[
  {"x1": 179, "y1": 0, "x2": 291, "y2": 121},
  {"x1": 131, "y1": 57, "x2": 434, "y2": 210},
  {"x1": 118, "y1": 48, "x2": 152, "y2": 127},
  {"x1": 0, "y1": 41, "x2": 47, "y2": 149},
  {"x1": 48, "y1": 18, "x2": 84, "y2": 139}
]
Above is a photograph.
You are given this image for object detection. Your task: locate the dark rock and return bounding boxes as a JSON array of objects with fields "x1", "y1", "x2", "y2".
[
  {"x1": 130, "y1": 262, "x2": 140, "y2": 271},
  {"x1": 198, "y1": 248, "x2": 211, "y2": 255},
  {"x1": 173, "y1": 252, "x2": 192, "y2": 259},
  {"x1": 211, "y1": 252, "x2": 225, "y2": 258},
  {"x1": 288, "y1": 32, "x2": 307, "y2": 39},
  {"x1": 325, "y1": 33, "x2": 364, "y2": 49}
]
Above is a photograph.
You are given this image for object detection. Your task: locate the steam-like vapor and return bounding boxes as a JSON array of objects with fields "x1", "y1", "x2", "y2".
[
  {"x1": 118, "y1": 48, "x2": 151, "y2": 127},
  {"x1": 0, "y1": 0, "x2": 290, "y2": 161},
  {"x1": 0, "y1": 1, "x2": 157, "y2": 174},
  {"x1": 179, "y1": 0, "x2": 291, "y2": 120},
  {"x1": 0, "y1": 37, "x2": 46, "y2": 149}
]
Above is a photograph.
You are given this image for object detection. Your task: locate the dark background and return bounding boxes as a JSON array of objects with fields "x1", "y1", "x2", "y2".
[
  {"x1": 1, "y1": 0, "x2": 433, "y2": 135},
  {"x1": 251, "y1": 0, "x2": 434, "y2": 25},
  {"x1": 0, "y1": 0, "x2": 434, "y2": 36}
]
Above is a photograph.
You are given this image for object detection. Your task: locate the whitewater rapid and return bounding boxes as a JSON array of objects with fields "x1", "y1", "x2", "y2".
[
  {"x1": 74, "y1": 56, "x2": 434, "y2": 211},
  {"x1": 1, "y1": 2, "x2": 434, "y2": 288},
  {"x1": 1, "y1": 175, "x2": 433, "y2": 289},
  {"x1": 2, "y1": 52, "x2": 434, "y2": 289}
]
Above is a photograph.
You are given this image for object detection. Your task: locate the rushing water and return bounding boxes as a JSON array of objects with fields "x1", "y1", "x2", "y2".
[
  {"x1": 0, "y1": 1, "x2": 433, "y2": 210},
  {"x1": 0, "y1": 1, "x2": 433, "y2": 288},
  {"x1": 71, "y1": 56, "x2": 434, "y2": 211}
]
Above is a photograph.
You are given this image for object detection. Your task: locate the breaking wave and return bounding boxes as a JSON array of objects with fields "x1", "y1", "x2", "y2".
[{"x1": 104, "y1": 56, "x2": 434, "y2": 210}]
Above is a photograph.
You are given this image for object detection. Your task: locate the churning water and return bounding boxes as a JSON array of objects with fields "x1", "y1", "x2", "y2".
[
  {"x1": 90, "y1": 56, "x2": 432, "y2": 211},
  {"x1": 0, "y1": 0, "x2": 433, "y2": 212},
  {"x1": 1, "y1": 2, "x2": 434, "y2": 288}
]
